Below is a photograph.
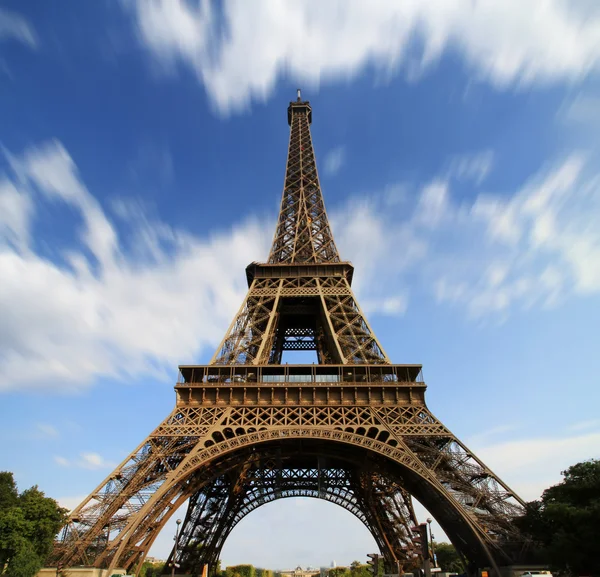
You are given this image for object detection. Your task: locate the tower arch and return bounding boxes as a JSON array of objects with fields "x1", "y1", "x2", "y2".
[{"x1": 48, "y1": 95, "x2": 535, "y2": 577}]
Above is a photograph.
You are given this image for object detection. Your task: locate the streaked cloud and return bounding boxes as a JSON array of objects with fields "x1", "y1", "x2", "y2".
[
  {"x1": 559, "y1": 93, "x2": 600, "y2": 125},
  {"x1": 0, "y1": 180, "x2": 32, "y2": 251},
  {"x1": 54, "y1": 452, "x2": 116, "y2": 470},
  {"x1": 568, "y1": 419, "x2": 600, "y2": 432},
  {"x1": 362, "y1": 296, "x2": 407, "y2": 317},
  {"x1": 470, "y1": 427, "x2": 600, "y2": 501},
  {"x1": 127, "y1": 0, "x2": 600, "y2": 113},
  {"x1": 0, "y1": 140, "x2": 272, "y2": 393},
  {"x1": 323, "y1": 146, "x2": 345, "y2": 176},
  {"x1": 0, "y1": 7, "x2": 37, "y2": 48},
  {"x1": 36, "y1": 423, "x2": 60, "y2": 439},
  {"x1": 2, "y1": 141, "x2": 600, "y2": 392},
  {"x1": 57, "y1": 494, "x2": 89, "y2": 512},
  {"x1": 447, "y1": 150, "x2": 495, "y2": 184},
  {"x1": 79, "y1": 452, "x2": 115, "y2": 470},
  {"x1": 336, "y1": 153, "x2": 600, "y2": 319}
]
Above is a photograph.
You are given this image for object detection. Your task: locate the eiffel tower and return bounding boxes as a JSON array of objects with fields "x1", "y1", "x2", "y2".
[{"x1": 49, "y1": 92, "x2": 533, "y2": 577}]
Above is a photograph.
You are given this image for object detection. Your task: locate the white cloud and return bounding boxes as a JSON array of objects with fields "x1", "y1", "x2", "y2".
[
  {"x1": 79, "y1": 452, "x2": 115, "y2": 470},
  {"x1": 2, "y1": 140, "x2": 600, "y2": 393},
  {"x1": 362, "y1": 296, "x2": 407, "y2": 317},
  {"x1": 127, "y1": 0, "x2": 600, "y2": 113},
  {"x1": 559, "y1": 93, "x2": 600, "y2": 125},
  {"x1": 57, "y1": 494, "x2": 89, "y2": 511},
  {"x1": 36, "y1": 423, "x2": 59, "y2": 438},
  {"x1": 568, "y1": 419, "x2": 600, "y2": 432},
  {"x1": 414, "y1": 181, "x2": 449, "y2": 228},
  {"x1": 0, "y1": 181, "x2": 32, "y2": 251},
  {"x1": 463, "y1": 155, "x2": 600, "y2": 302},
  {"x1": 323, "y1": 146, "x2": 345, "y2": 176},
  {"x1": 447, "y1": 150, "x2": 495, "y2": 184},
  {"x1": 0, "y1": 7, "x2": 37, "y2": 48},
  {"x1": 469, "y1": 428, "x2": 600, "y2": 501},
  {"x1": 331, "y1": 196, "x2": 425, "y2": 315},
  {"x1": 53, "y1": 452, "x2": 116, "y2": 470},
  {"x1": 334, "y1": 152, "x2": 600, "y2": 319},
  {"x1": 0, "y1": 140, "x2": 272, "y2": 393},
  {"x1": 464, "y1": 423, "x2": 520, "y2": 447}
]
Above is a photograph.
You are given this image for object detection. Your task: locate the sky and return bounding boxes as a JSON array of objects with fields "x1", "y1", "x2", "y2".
[{"x1": 1, "y1": 0, "x2": 600, "y2": 571}]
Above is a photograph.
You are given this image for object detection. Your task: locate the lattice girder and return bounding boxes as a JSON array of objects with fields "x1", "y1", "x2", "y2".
[
  {"x1": 168, "y1": 463, "x2": 420, "y2": 575},
  {"x1": 50, "y1": 402, "x2": 529, "y2": 574},
  {"x1": 269, "y1": 99, "x2": 339, "y2": 264},
  {"x1": 49, "y1": 95, "x2": 536, "y2": 577},
  {"x1": 211, "y1": 275, "x2": 389, "y2": 365}
]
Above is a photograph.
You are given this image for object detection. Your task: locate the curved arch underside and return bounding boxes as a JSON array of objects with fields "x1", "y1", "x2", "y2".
[
  {"x1": 49, "y1": 404, "x2": 531, "y2": 575},
  {"x1": 46, "y1": 97, "x2": 537, "y2": 577},
  {"x1": 166, "y1": 459, "x2": 419, "y2": 574}
]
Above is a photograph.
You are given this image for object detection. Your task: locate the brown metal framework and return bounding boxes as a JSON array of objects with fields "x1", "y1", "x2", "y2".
[
  {"x1": 165, "y1": 463, "x2": 418, "y2": 575},
  {"x1": 49, "y1": 94, "x2": 532, "y2": 577}
]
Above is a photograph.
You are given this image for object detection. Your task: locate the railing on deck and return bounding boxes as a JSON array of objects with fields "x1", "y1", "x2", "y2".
[{"x1": 177, "y1": 364, "x2": 423, "y2": 385}]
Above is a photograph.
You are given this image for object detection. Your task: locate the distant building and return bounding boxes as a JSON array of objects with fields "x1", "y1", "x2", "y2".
[
  {"x1": 280, "y1": 567, "x2": 320, "y2": 577},
  {"x1": 330, "y1": 562, "x2": 336, "y2": 569},
  {"x1": 145, "y1": 557, "x2": 165, "y2": 565}
]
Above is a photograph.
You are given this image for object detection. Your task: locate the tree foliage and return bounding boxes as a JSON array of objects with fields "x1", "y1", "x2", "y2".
[
  {"x1": 328, "y1": 567, "x2": 350, "y2": 577},
  {"x1": 139, "y1": 560, "x2": 165, "y2": 577},
  {"x1": 226, "y1": 564, "x2": 256, "y2": 577},
  {"x1": 518, "y1": 459, "x2": 600, "y2": 577},
  {"x1": 328, "y1": 562, "x2": 380, "y2": 577},
  {"x1": 433, "y1": 542, "x2": 464, "y2": 573},
  {"x1": 4, "y1": 541, "x2": 44, "y2": 577},
  {"x1": 0, "y1": 472, "x2": 68, "y2": 577},
  {"x1": 350, "y1": 561, "x2": 367, "y2": 577},
  {"x1": 0, "y1": 472, "x2": 19, "y2": 510},
  {"x1": 213, "y1": 559, "x2": 225, "y2": 577}
]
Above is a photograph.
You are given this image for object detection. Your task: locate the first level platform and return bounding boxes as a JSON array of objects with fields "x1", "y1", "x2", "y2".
[{"x1": 175, "y1": 364, "x2": 426, "y2": 407}]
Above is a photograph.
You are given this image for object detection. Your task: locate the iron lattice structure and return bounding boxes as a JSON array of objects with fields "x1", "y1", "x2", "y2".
[{"x1": 49, "y1": 94, "x2": 532, "y2": 576}]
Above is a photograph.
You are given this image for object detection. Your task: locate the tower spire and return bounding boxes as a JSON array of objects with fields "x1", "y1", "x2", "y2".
[
  {"x1": 48, "y1": 95, "x2": 533, "y2": 577},
  {"x1": 268, "y1": 93, "x2": 340, "y2": 264}
]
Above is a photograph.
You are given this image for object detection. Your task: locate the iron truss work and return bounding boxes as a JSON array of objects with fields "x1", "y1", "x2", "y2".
[
  {"x1": 166, "y1": 463, "x2": 418, "y2": 576},
  {"x1": 211, "y1": 275, "x2": 389, "y2": 365},
  {"x1": 268, "y1": 93, "x2": 339, "y2": 264},
  {"x1": 49, "y1": 95, "x2": 535, "y2": 577}
]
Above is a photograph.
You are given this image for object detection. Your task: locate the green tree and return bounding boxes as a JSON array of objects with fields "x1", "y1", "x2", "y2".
[
  {"x1": 349, "y1": 562, "x2": 370, "y2": 577},
  {"x1": 0, "y1": 473, "x2": 19, "y2": 510},
  {"x1": 0, "y1": 472, "x2": 68, "y2": 577},
  {"x1": 213, "y1": 560, "x2": 225, "y2": 577},
  {"x1": 139, "y1": 560, "x2": 165, "y2": 577},
  {"x1": 518, "y1": 459, "x2": 600, "y2": 576},
  {"x1": 433, "y1": 543, "x2": 464, "y2": 573},
  {"x1": 226, "y1": 565, "x2": 256, "y2": 577},
  {"x1": 328, "y1": 567, "x2": 350, "y2": 577},
  {"x1": 5, "y1": 541, "x2": 44, "y2": 577}
]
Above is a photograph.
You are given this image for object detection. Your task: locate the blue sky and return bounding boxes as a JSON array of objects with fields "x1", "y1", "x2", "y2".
[{"x1": 2, "y1": 0, "x2": 600, "y2": 570}]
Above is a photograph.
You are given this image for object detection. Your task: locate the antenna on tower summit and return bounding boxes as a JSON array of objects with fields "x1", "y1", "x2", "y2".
[{"x1": 297, "y1": 88, "x2": 302, "y2": 101}]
